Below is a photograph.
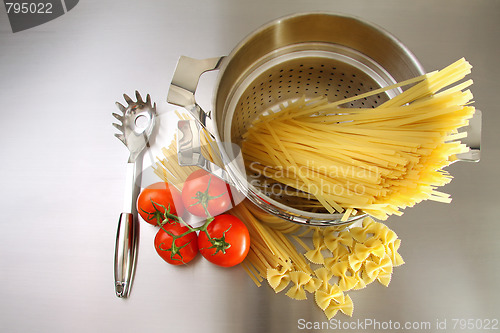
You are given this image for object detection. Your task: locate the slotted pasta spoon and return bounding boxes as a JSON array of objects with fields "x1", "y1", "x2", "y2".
[{"x1": 113, "y1": 91, "x2": 157, "y2": 298}]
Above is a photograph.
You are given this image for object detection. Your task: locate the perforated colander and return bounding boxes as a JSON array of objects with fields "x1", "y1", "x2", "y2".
[{"x1": 168, "y1": 12, "x2": 425, "y2": 226}]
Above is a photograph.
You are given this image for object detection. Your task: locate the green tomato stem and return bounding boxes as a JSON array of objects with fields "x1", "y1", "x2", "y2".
[{"x1": 146, "y1": 174, "x2": 234, "y2": 265}]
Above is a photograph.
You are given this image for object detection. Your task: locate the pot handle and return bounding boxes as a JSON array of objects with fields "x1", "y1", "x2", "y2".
[
  {"x1": 455, "y1": 109, "x2": 481, "y2": 163},
  {"x1": 167, "y1": 56, "x2": 225, "y2": 133},
  {"x1": 177, "y1": 118, "x2": 231, "y2": 183}
]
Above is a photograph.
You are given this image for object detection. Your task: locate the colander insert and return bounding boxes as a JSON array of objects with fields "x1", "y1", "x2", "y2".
[{"x1": 222, "y1": 43, "x2": 403, "y2": 213}]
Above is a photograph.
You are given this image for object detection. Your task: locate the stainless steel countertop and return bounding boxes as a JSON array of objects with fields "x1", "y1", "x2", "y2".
[{"x1": 1, "y1": 1, "x2": 499, "y2": 332}]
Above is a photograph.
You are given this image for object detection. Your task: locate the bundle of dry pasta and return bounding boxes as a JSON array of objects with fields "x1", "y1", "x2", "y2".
[
  {"x1": 242, "y1": 58, "x2": 475, "y2": 220},
  {"x1": 232, "y1": 201, "x2": 404, "y2": 319}
]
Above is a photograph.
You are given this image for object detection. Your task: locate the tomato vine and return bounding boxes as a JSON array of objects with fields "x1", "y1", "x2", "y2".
[{"x1": 144, "y1": 172, "x2": 249, "y2": 267}]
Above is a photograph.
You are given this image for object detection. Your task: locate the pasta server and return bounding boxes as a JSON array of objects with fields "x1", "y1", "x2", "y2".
[{"x1": 113, "y1": 91, "x2": 157, "y2": 298}]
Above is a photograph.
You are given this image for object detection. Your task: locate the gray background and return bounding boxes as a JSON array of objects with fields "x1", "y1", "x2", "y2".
[{"x1": 1, "y1": 0, "x2": 499, "y2": 332}]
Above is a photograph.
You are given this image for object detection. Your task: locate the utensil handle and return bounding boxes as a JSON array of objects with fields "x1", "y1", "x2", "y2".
[
  {"x1": 167, "y1": 55, "x2": 224, "y2": 134},
  {"x1": 114, "y1": 161, "x2": 142, "y2": 298},
  {"x1": 114, "y1": 212, "x2": 139, "y2": 298}
]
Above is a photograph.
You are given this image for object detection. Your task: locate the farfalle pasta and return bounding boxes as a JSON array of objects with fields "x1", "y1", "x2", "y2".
[
  {"x1": 325, "y1": 294, "x2": 354, "y2": 319},
  {"x1": 267, "y1": 266, "x2": 291, "y2": 293},
  {"x1": 285, "y1": 271, "x2": 312, "y2": 300},
  {"x1": 315, "y1": 283, "x2": 344, "y2": 310},
  {"x1": 229, "y1": 202, "x2": 404, "y2": 319}
]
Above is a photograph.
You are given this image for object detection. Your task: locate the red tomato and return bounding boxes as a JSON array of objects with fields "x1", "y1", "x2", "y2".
[
  {"x1": 182, "y1": 169, "x2": 232, "y2": 217},
  {"x1": 154, "y1": 222, "x2": 198, "y2": 265},
  {"x1": 198, "y1": 214, "x2": 250, "y2": 267},
  {"x1": 137, "y1": 182, "x2": 184, "y2": 226}
]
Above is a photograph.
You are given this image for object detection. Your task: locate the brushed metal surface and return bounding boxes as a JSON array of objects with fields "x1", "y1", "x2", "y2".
[{"x1": 0, "y1": 1, "x2": 498, "y2": 332}]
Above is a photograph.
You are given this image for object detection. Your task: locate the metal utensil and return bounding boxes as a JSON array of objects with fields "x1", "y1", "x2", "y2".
[{"x1": 113, "y1": 91, "x2": 157, "y2": 298}]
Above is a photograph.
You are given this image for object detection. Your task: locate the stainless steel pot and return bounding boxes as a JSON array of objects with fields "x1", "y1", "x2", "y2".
[{"x1": 167, "y1": 12, "x2": 478, "y2": 227}]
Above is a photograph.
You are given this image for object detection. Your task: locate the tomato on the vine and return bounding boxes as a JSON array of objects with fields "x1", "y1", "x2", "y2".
[
  {"x1": 154, "y1": 222, "x2": 198, "y2": 265},
  {"x1": 138, "y1": 182, "x2": 184, "y2": 226},
  {"x1": 198, "y1": 214, "x2": 250, "y2": 267},
  {"x1": 182, "y1": 169, "x2": 232, "y2": 217}
]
